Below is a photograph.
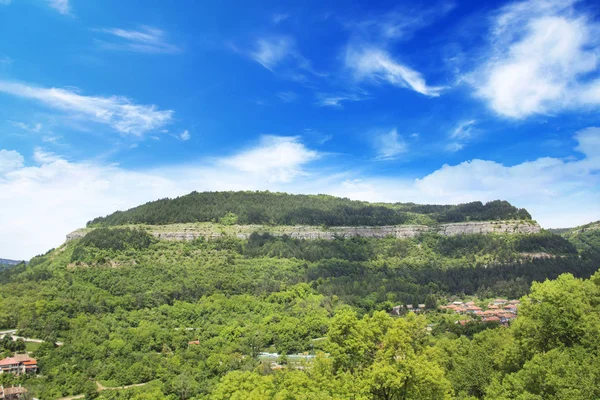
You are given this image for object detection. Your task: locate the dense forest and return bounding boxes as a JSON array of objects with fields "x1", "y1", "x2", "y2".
[
  {"x1": 88, "y1": 191, "x2": 532, "y2": 227},
  {"x1": 0, "y1": 218, "x2": 598, "y2": 398}
]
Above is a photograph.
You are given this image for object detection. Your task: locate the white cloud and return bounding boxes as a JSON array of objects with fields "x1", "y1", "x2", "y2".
[
  {"x1": 1, "y1": 128, "x2": 599, "y2": 259},
  {"x1": 10, "y1": 121, "x2": 42, "y2": 133},
  {"x1": 33, "y1": 147, "x2": 62, "y2": 164},
  {"x1": 250, "y1": 36, "x2": 296, "y2": 71},
  {"x1": 373, "y1": 128, "x2": 407, "y2": 160},
  {"x1": 219, "y1": 135, "x2": 320, "y2": 183},
  {"x1": 46, "y1": 0, "x2": 69, "y2": 15},
  {"x1": 0, "y1": 149, "x2": 23, "y2": 174},
  {"x1": 445, "y1": 142, "x2": 464, "y2": 152},
  {"x1": 277, "y1": 91, "x2": 298, "y2": 102},
  {"x1": 0, "y1": 80, "x2": 174, "y2": 136},
  {"x1": 95, "y1": 26, "x2": 180, "y2": 54},
  {"x1": 247, "y1": 36, "x2": 322, "y2": 81},
  {"x1": 179, "y1": 130, "x2": 191, "y2": 141},
  {"x1": 446, "y1": 120, "x2": 477, "y2": 152},
  {"x1": 315, "y1": 92, "x2": 367, "y2": 108},
  {"x1": 272, "y1": 13, "x2": 290, "y2": 24},
  {"x1": 575, "y1": 126, "x2": 600, "y2": 160},
  {"x1": 350, "y1": 2, "x2": 456, "y2": 41},
  {"x1": 450, "y1": 120, "x2": 476, "y2": 139},
  {"x1": 346, "y1": 46, "x2": 444, "y2": 96},
  {"x1": 472, "y1": 0, "x2": 600, "y2": 118}
]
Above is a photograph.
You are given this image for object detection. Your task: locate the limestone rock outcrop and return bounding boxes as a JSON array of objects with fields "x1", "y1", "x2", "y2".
[{"x1": 66, "y1": 220, "x2": 541, "y2": 243}]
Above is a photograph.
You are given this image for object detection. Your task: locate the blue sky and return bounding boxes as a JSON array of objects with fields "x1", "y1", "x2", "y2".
[{"x1": 1, "y1": 0, "x2": 600, "y2": 259}]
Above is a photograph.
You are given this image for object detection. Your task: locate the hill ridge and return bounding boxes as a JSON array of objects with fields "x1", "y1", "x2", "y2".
[{"x1": 88, "y1": 190, "x2": 533, "y2": 228}]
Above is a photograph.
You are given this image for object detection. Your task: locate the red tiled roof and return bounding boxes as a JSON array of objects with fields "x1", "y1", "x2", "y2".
[
  {"x1": 22, "y1": 359, "x2": 37, "y2": 365},
  {"x1": 485, "y1": 316, "x2": 501, "y2": 322},
  {"x1": 0, "y1": 357, "x2": 18, "y2": 366}
]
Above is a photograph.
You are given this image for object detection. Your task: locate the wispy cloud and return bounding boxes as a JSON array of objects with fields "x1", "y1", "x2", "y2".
[
  {"x1": 272, "y1": 13, "x2": 290, "y2": 24},
  {"x1": 246, "y1": 35, "x2": 323, "y2": 82},
  {"x1": 445, "y1": 142, "x2": 464, "y2": 153},
  {"x1": 349, "y1": 1, "x2": 456, "y2": 42},
  {"x1": 249, "y1": 36, "x2": 296, "y2": 71},
  {"x1": 315, "y1": 92, "x2": 367, "y2": 108},
  {"x1": 220, "y1": 135, "x2": 320, "y2": 183},
  {"x1": 373, "y1": 128, "x2": 407, "y2": 160},
  {"x1": 33, "y1": 147, "x2": 62, "y2": 164},
  {"x1": 277, "y1": 91, "x2": 298, "y2": 102},
  {"x1": 450, "y1": 120, "x2": 477, "y2": 139},
  {"x1": 9, "y1": 121, "x2": 42, "y2": 133},
  {"x1": 0, "y1": 80, "x2": 174, "y2": 136},
  {"x1": 95, "y1": 26, "x2": 180, "y2": 54},
  {"x1": 346, "y1": 46, "x2": 444, "y2": 97},
  {"x1": 179, "y1": 130, "x2": 191, "y2": 141},
  {"x1": 446, "y1": 120, "x2": 478, "y2": 152},
  {"x1": 46, "y1": 0, "x2": 70, "y2": 15},
  {"x1": 470, "y1": 0, "x2": 600, "y2": 118}
]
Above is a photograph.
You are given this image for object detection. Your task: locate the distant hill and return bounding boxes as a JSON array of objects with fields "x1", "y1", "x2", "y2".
[
  {"x1": 0, "y1": 258, "x2": 25, "y2": 272},
  {"x1": 88, "y1": 191, "x2": 532, "y2": 227},
  {"x1": 0, "y1": 258, "x2": 25, "y2": 266},
  {"x1": 556, "y1": 221, "x2": 600, "y2": 254}
]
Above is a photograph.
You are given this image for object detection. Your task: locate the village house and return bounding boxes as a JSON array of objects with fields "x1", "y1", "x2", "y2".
[
  {"x1": 391, "y1": 305, "x2": 403, "y2": 315},
  {"x1": 442, "y1": 298, "x2": 520, "y2": 326},
  {"x1": 465, "y1": 306, "x2": 482, "y2": 315},
  {"x1": 0, "y1": 354, "x2": 38, "y2": 375},
  {"x1": 0, "y1": 385, "x2": 28, "y2": 400}
]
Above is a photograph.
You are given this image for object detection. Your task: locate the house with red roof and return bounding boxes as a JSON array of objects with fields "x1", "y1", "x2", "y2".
[{"x1": 0, "y1": 354, "x2": 37, "y2": 375}]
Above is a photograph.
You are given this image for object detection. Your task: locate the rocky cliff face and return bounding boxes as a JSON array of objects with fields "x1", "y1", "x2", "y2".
[{"x1": 67, "y1": 220, "x2": 541, "y2": 243}]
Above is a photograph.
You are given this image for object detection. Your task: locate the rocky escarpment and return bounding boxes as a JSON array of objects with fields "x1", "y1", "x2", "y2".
[{"x1": 66, "y1": 220, "x2": 541, "y2": 242}]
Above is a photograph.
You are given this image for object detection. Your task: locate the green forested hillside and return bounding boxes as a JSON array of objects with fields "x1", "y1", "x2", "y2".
[
  {"x1": 88, "y1": 191, "x2": 532, "y2": 227},
  {"x1": 559, "y1": 221, "x2": 600, "y2": 255},
  {"x1": 0, "y1": 222, "x2": 598, "y2": 399}
]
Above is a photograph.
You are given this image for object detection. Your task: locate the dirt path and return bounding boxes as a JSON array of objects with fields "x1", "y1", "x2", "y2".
[
  {"x1": 56, "y1": 381, "x2": 150, "y2": 399},
  {"x1": 96, "y1": 381, "x2": 149, "y2": 391}
]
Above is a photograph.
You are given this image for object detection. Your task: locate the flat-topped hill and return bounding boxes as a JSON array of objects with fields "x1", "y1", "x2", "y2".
[{"x1": 88, "y1": 191, "x2": 532, "y2": 227}]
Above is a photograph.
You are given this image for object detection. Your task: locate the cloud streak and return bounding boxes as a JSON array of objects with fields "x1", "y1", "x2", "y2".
[
  {"x1": 346, "y1": 46, "x2": 444, "y2": 96},
  {"x1": 0, "y1": 80, "x2": 174, "y2": 136},
  {"x1": 95, "y1": 26, "x2": 180, "y2": 54},
  {"x1": 373, "y1": 128, "x2": 407, "y2": 160},
  {"x1": 46, "y1": 0, "x2": 70, "y2": 14}
]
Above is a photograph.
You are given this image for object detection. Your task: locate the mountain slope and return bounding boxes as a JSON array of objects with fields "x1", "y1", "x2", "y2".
[{"x1": 556, "y1": 221, "x2": 600, "y2": 254}]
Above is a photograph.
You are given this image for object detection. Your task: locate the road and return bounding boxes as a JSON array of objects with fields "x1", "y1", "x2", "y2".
[
  {"x1": 0, "y1": 329, "x2": 64, "y2": 346},
  {"x1": 56, "y1": 381, "x2": 150, "y2": 400}
]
